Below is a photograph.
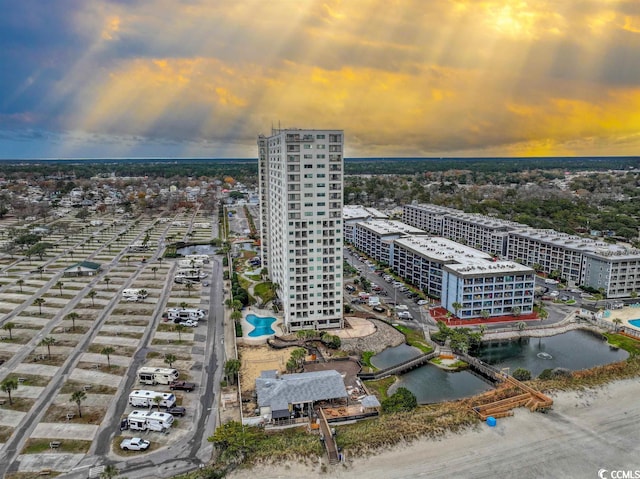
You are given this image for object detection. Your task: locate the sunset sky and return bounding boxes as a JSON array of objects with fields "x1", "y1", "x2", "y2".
[{"x1": 1, "y1": 0, "x2": 640, "y2": 159}]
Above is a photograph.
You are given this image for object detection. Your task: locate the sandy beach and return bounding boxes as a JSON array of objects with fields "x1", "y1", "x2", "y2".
[{"x1": 230, "y1": 378, "x2": 640, "y2": 479}]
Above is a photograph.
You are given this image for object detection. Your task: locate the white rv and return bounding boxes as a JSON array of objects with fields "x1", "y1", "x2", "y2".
[
  {"x1": 185, "y1": 254, "x2": 210, "y2": 264},
  {"x1": 127, "y1": 410, "x2": 174, "y2": 432},
  {"x1": 128, "y1": 390, "x2": 176, "y2": 408},
  {"x1": 166, "y1": 308, "x2": 206, "y2": 322},
  {"x1": 177, "y1": 259, "x2": 206, "y2": 269},
  {"x1": 122, "y1": 289, "x2": 148, "y2": 301},
  {"x1": 175, "y1": 269, "x2": 208, "y2": 281},
  {"x1": 137, "y1": 367, "x2": 179, "y2": 385}
]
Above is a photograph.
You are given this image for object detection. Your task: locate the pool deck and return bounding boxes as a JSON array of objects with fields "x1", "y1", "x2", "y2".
[
  {"x1": 240, "y1": 309, "x2": 284, "y2": 345},
  {"x1": 601, "y1": 305, "x2": 640, "y2": 331}
]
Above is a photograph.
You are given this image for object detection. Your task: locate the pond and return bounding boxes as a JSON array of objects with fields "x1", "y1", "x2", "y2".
[
  {"x1": 371, "y1": 344, "x2": 493, "y2": 404},
  {"x1": 476, "y1": 329, "x2": 628, "y2": 376},
  {"x1": 370, "y1": 329, "x2": 628, "y2": 404}
]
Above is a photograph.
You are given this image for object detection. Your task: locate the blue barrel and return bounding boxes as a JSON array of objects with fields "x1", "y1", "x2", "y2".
[{"x1": 486, "y1": 416, "x2": 497, "y2": 427}]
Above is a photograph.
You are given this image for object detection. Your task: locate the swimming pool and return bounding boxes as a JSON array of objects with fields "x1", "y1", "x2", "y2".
[
  {"x1": 246, "y1": 314, "x2": 277, "y2": 337},
  {"x1": 628, "y1": 319, "x2": 640, "y2": 328}
]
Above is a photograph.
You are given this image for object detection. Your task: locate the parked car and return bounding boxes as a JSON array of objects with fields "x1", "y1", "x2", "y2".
[
  {"x1": 397, "y1": 311, "x2": 413, "y2": 320},
  {"x1": 180, "y1": 319, "x2": 199, "y2": 327},
  {"x1": 169, "y1": 380, "x2": 196, "y2": 392},
  {"x1": 372, "y1": 306, "x2": 386, "y2": 313},
  {"x1": 166, "y1": 406, "x2": 186, "y2": 417},
  {"x1": 417, "y1": 299, "x2": 429, "y2": 305},
  {"x1": 120, "y1": 437, "x2": 150, "y2": 451}
]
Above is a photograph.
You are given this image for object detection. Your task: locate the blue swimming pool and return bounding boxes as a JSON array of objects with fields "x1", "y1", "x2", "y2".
[
  {"x1": 628, "y1": 319, "x2": 640, "y2": 328},
  {"x1": 246, "y1": 314, "x2": 277, "y2": 337}
]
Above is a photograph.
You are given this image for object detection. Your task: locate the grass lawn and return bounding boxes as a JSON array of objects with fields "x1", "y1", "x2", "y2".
[
  {"x1": 604, "y1": 333, "x2": 640, "y2": 356},
  {"x1": 393, "y1": 324, "x2": 434, "y2": 354},
  {"x1": 21, "y1": 438, "x2": 92, "y2": 454}
]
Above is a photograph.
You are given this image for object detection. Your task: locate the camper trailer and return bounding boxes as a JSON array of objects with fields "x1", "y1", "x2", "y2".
[
  {"x1": 127, "y1": 410, "x2": 174, "y2": 432},
  {"x1": 175, "y1": 269, "x2": 208, "y2": 282},
  {"x1": 185, "y1": 254, "x2": 210, "y2": 264},
  {"x1": 165, "y1": 308, "x2": 206, "y2": 322},
  {"x1": 177, "y1": 259, "x2": 206, "y2": 269},
  {"x1": 128, "y1": 390, "x2": 176, "y2": 408},
  {"x1": 137, "y1": 367, "x2": 179, "y2": 385},
  {"x1": 122, "y1": 289, "x2": 148, "y2": 301}
]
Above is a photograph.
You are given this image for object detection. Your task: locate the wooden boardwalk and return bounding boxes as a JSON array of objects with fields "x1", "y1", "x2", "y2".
[{"x1": 357, "y1": 351, "x2": 439, "y2": 380}]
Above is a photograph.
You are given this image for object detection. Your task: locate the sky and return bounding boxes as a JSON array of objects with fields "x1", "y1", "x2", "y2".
[{"x1": 1, "y1": 0, "x2": 640, "y2": 159}]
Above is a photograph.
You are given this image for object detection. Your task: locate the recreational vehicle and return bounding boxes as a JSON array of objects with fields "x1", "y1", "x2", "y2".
[
  {"x1": 128, "y1": 390, "x2": 176, "y2": 408},
  {"x1": 165, "y1": 308, "x2": 206, "y2": 322},
  {"x1": 185, "y1": 254, "x2": 210, "y2": 264},
  {"x1": 137, "y1": 367, "x2": 179, "y2": 385},
  {"x1": 177, "y1": 259, "x2": 206, "y2": 269},
  {"x1": 122, "y1": 289, "x2": 148, "y2": 301},
  {"x1": 127, "y1": 410, "x2": 174, "y2": 432},
  {"x1": 175, "y1": 269, "x2": 208, "y2": 281}
]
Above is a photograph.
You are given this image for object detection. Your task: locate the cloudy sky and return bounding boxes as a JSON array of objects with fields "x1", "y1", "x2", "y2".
[{"x1": 1, "y1": 0, "x2": 640, "y2": 159}]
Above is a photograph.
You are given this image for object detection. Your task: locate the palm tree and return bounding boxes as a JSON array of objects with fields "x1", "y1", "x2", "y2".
[
  {"x1": 517, "y1": 321, "x2": 527, "y2": 331},
  {"x1": 158, "y1": 257, "x2": 163, "y2": 266},
  {"x1": 125, "y1": 255, "x2": 131, "y2": 266},
  {"x1": 100, "y1": 464, "x2": 118, "y2": 479},
  {"x1": 185, "y1": 282, "x2": 193, "y2": 297},
  {"x1": 65, "y1": 312, "x2": 79, "y2": 331},
  {"x1": 1, "y1": 377, "x2": 19, "y2": 405},
  {"x1": 175, "y1": 323, "x2": 187, "y2": 342},
  {"x1": 16, "y1": 279, "x2": 24, "y2": 293},
  {"x1": 224, "y1": 359, "x2": 241, "y2": 385},
  {"x1": 104, "y1": 276, "x2": 111, "y2": 290},
  {"x1": 40, "y1": 336, "x2": 56, "y2": 359},
  {"x1": 87, "y1": 289, "x2": 97, "y2": 307},
  {"x1": 152, "y1": 266, "x2": 158, "y2": 279},
  {"x1": 452, "y1": 301, "x2": 462, "y2": 318},
  {"x1": 480, "y1": 309, "x2": 490, "y2": 320},
  {"x1": 33, "y1": 297, "x2": 45, "y2": 315},
  {"x1": 2, "y1": 322, "x2": 16, "y2": 340},
  {"x1": 152, "y1": 395, "x2": 162, "y2": 409},
  {"x1": 612, "y1": 318, "x2": 623, "y2": 332},
  {"x1": 180, "y1": 302, "x2": 189, "y2": 310},
  {"x1": 138, "y1": 289, "x2": 148, "y2": 302},
  {"x1": 37, "y1": 266, "x2": 44, "y2": 279},
  {"x1": 512, "y1": 306, "x2": 522, "y2": 318},
  {"x1": 230, "y1": 309, "x2": 242, "y2": 322},
  {"x1": 164, "y1": 353, "x2": 177, "y2": 368},
  {"x1": 101, "y1": 346, "x2": 115, "y2": 368},
  {"x1": 56, "y1": 281, "x2": 64, "y2": 296},
  {"x1": 71, "y1": 389, "x2": 87, "y2": 418}
]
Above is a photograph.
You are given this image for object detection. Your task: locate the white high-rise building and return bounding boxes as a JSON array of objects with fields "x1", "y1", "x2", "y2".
[{"x1": 258, "y1": 128, "x2": 344, "y2": 332}]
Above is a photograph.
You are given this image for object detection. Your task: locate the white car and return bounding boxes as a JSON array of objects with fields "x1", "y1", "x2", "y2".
[
  {"x1": 120, "y1": 437, "x2": 150, "y2": 451},
  {"x1": 417, "y1": 300, "x2": 429, "y2": 305},
  {"x1": 180, "y1": 319, "x2": 199, "y2": 327}
]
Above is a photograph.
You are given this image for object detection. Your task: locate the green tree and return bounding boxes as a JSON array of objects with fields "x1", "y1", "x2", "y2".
[
  {"x1": 208, "y1": 421, "x2": 261, "y2": 464},
  {"x1": 517, "y1": 321, "x2": 527, "y2": 331},
  {"x1": 152, "y1": 395, "x2": 162, "y2": 409},
  {"x1": 1, "y1": 377, "x2": 19, "y2": 405},
  {"x1": 612, "y1": 318, "x2": 622, "y2": 332},
  {"x1": 2, "y1": 321, "x2": 15, "y2": 340},
  {"x1": 381, "y1": 387, "x2": 417, "y2": 413},
  {"x1": 175, "y1": 323, "x2": 187, "y2": 342},
  {"x1": 452, "y1": 301, "x2": 462, "y2": 318},
  {"x1": 290, "y1": 348, "x2": 306, "y2": 369},
  {"x1": 104, "y1": 276, "x2": 111, "y2": 290},
  {"x1": 40, "y1": 336, "x2": 56, "y2": 359},
  {"x1": 100, "y1": 464, "x2": 119, "y2": 479},
  {"x1": 16, "y1": 278, "x2": 24, "y2": 293},
  {"x1": 101, "y1": 346, "x2": 115, "y2": 368},
  {"x1": 33, "y1": 297, "x2": 45, "y2": 315},
  {"x1": 512, "y1": 306, "x2": 522, "y2": 318},
  {"x1": 71, "y1": 389, "x2": 87, "y2": 418},
  {"x1": 224, "y1": 359, "x2": 241, "y2": 385},
  {"x1": 87, "y1": 289, "x2": 97, "y2": 307},
  {"x1": 66, "y1": 312, "x2": 79, "y2": 332},
  {"x1": 152, "y1": 266, "x2": 158, "y2": 279},
  {"x1": 185, "y1": 282, "x2": 193, "y2": 297},
  {"x1": 512, "y1": 368, "x2": 532, "y2": 381},
  {"x1": 56, "y1": 281, "x2": 64, "y2": 296},
  {"x1": 164, "y1": 353, "x2": 177, "y2": 368}
]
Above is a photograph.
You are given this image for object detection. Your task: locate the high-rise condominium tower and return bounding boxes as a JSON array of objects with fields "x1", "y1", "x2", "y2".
[{"x1": 257, "y1": 128, "x2": 344, "y2": 332}]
